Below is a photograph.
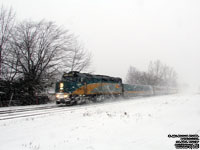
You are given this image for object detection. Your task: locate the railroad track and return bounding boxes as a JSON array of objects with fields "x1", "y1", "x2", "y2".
[
  {"x1": 0, "y1": 96, "x2": 151, "y2": 121},
  {"x1": 0, "y1": 101, "x2": 109, "y2": 121},
  {"x1": 0, "y1": 104, "x2": 84, "y2": 121},
  {"x1": 0, "y1": 105, "x2": 58, "y2": 115}
]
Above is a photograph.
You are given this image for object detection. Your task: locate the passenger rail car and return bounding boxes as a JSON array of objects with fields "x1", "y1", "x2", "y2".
[
  {"x1": 153, "y1": 86, "x2": 177, "y2": 95},
  {"x1": 123, "y1": 84, "x2": 153, "y2": 97}
]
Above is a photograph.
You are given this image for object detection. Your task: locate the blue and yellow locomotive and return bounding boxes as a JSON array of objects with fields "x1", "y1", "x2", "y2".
[{"x1": 55, "y1": 71, "x2": 123, "y2": 105}]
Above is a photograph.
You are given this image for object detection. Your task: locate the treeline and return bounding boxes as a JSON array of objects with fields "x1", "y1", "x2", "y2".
[
  {"x1": 126, "y1": 60, "x2": 177, "y2": 87},
  {"x1": 0, "y1": 6, "x2": 91, "y2": 106}
]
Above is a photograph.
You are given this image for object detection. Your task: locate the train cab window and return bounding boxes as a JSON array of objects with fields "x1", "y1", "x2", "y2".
[
  {"x1": 102, "y1": 78, "x2": 108, "y2": 82},
  {"x1": 63, "y1": 77, "x2": 77, "y2": 82}
]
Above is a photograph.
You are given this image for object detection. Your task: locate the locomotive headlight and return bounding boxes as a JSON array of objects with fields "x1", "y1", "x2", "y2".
[
  {"x1": 60, "y1": 82, "x2": 64, "y2": 90},
  {"x1": 56, "y1": 94, "x2": 60, "y2": 98},
  {"x1": 64, "y1": 94, "x2": 68, "y2": 98},
  {"x1": 56, "y1": 93, "x2": 68, "y2": 99}
]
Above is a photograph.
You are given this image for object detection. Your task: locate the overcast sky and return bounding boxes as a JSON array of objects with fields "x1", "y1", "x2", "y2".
[{"x1": 1, "y1": 0, "x2": 200, "y2": 88}]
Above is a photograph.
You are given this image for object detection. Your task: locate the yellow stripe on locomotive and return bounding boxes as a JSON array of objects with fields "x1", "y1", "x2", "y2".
[{"x1": 72, "y1": 83, "x2": 122, "y2": 95}]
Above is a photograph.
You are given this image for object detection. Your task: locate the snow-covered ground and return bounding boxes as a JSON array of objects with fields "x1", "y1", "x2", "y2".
[{"x1": 0, "y1": 94, "x2": 200, "y2": 150}]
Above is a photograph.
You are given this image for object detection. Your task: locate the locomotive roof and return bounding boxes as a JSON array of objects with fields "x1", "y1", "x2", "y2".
[{"x1": 63, "y1": 71, "x2": 122, "y2": 82}]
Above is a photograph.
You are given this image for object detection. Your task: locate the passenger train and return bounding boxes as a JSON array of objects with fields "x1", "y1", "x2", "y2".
[{"x1": 55, "y1": 71, "x2": 177, "y2": 105}]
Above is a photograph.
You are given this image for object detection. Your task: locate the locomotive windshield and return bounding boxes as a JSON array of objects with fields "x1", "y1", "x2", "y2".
[
  {"x1": 61, "y1": 72, "x2": 80, "y2": 82},
  {"x1": 62, "y1": 76, "x2": 77, "y2": 82}
]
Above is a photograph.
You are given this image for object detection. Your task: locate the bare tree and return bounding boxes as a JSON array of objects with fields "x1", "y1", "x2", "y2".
[
  {"x1": 162, "y1": 66, "x2": 177, "y2": 87},
  {"x1": 126, "y1": 60, "x2": 177, "y2": 87},
  {"x1": 126, "y1": 66, "x2": 150, "y2": 85},
  {"x1": 0, "y1": 6, "x2": 92, "y2": 105},
  {"x1": 126, "y1": 66, "x2": 142, "y2": 84},
  {"x1": 147, "y1": 60, "x2": 177, "y2": 87},
  {"x1": 147, "y1": 60, "x2": 165, "y2": 86},
  {"x1": 62, "y1": 42, "x2": 91, "y2": 72},
  {"x1": 7, "y1": 20, "x2": 73, "y2": 96},
  {"x1": 0, "y1": 5, "x2": 15, "y2": 79}
]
